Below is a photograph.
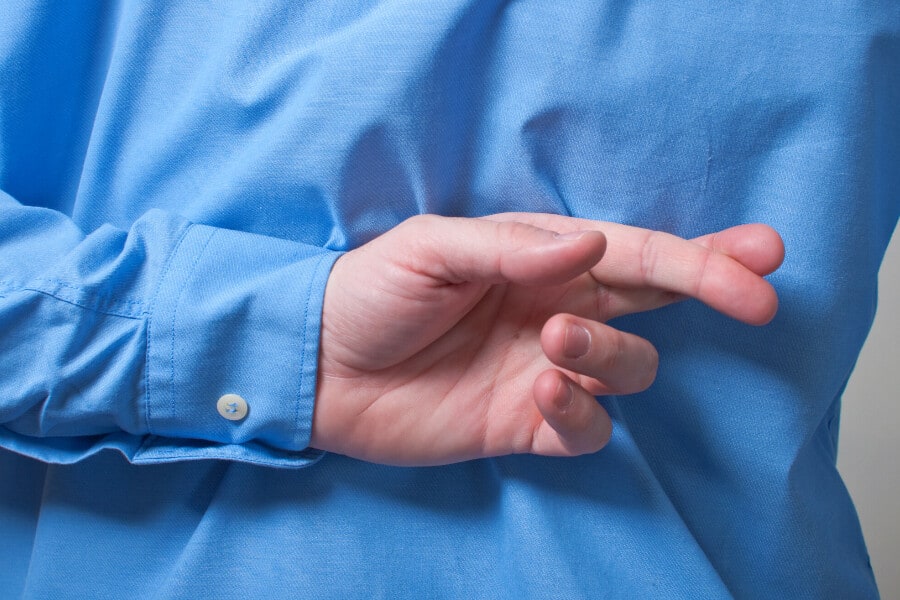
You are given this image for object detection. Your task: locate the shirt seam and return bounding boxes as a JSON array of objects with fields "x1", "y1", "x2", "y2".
[
  {"x1": 14, "y1": 286, "x2": 146, "y2": 319},
  {"x1": 0, "y1": 277, "x2": 146, "y2": 318},
  {"x1": 132, "y1": 437, "x2": 324, "y2": 466}
]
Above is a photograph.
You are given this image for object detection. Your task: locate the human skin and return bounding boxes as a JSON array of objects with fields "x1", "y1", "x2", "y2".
[{"x1": 311, "y1": 213, "x2": 784, "y2": 466}]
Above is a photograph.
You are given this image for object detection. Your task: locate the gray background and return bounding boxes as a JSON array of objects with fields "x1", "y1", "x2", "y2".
[{"x1": 839, "y1": 230, "x2": 900, "y2": 598}]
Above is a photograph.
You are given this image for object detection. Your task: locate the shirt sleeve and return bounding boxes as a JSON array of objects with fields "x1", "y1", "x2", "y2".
[{"x1": 0, "y1": 192, "x2": 341, "y2": 468}]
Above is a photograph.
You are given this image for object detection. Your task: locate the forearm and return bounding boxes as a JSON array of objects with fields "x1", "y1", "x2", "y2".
[{"x1": 0, "y1": 195, "x2": 340, "y2": 467}]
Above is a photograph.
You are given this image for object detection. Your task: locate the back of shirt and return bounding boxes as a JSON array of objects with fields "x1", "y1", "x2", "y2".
[{"x1": 0, "y1": 1, "x2": 897, "y2": 598}]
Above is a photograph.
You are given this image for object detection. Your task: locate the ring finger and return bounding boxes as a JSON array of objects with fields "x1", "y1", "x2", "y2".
[{"x1": 540, "y1": 313, "x2": 659, "y2": 395}]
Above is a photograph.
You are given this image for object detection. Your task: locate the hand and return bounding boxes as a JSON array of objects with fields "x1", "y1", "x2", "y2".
[{"x1": 311, "y1": 213, "x2": 783, "y2": 466}]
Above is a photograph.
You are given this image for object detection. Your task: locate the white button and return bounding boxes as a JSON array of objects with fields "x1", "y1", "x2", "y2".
[{"x1": 217, "y1": 394, "x2": 249, "y2": 421}]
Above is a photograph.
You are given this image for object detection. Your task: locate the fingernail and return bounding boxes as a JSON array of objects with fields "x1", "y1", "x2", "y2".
[
  {"x1": 563, "y1": 324, "x2": 591, "y2": 359},
  {"x1": 553, "y1": 230, "x2": 589, "y2": 241},
  {"x1": 555, "y1": 379, "x2": 574, "y2": 413}
]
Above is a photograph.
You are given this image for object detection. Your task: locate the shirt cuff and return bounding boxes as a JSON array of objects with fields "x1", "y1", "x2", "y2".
[{"x1": 142, "y1": 222, "x2": 341, "y2": 467}]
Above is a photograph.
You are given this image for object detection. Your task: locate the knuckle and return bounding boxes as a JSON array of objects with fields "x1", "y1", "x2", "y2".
[
  {"x1": 401, "y1": 213, "x2": 441, "y2": 233},
  {"x1": 495, "y1": 220, "x2": 534, "y2": 248},
  {"x1": 639, "y1": 230, "x2": 662, "y2": 281},
  {"x1": 396, "y1": 214, "x2": 448, "y2": 266},
  {"x1": 493, "y1": 220, "x2": 541, "y2": 279},
  {"x1": 595, "y1": 329, "x2": 625, "y2": 373},
  {"x1": 594, "y1": 284, "x2": 613, "y2": 320}
]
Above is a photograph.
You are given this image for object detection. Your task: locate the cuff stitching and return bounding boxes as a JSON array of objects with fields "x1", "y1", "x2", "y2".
[
  {"x1": 144, "y1": 222, "x2": 195, "y2": 436},
  {"x1": 169, "y1": 229, "x2": 218, "y2": 419}
]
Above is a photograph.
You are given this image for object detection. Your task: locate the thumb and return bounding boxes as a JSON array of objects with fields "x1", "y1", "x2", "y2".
[{"x1": 389, "y1": 214, "x2": 607, "y2": 286}]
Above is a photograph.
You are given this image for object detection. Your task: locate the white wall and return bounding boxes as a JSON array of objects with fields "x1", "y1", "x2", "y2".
[{"x1": 839, "y1": 229, "x2": 900, "y2": 598}]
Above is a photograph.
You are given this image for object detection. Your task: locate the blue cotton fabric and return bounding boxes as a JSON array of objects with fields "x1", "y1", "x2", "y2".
[{"x1": 1, "y1": 1, "x2": 897, "y2": 598}]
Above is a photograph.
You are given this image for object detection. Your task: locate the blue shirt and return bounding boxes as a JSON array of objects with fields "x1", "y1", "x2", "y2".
[{"x1": 1, "y1": 1, "x2": 897, "y2": 597}]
